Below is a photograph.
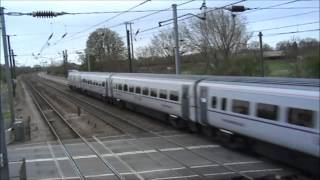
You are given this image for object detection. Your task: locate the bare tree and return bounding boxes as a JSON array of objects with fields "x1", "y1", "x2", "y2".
[
  {"x1": 146, "y1": 23, "x2": 192, "y2": 58},
  {"x1": 185, "y1": 10, "x2": 251, "y2": 72},
  {"x1": 136, "y1": 45, "x2": 157, "y2": 59}
]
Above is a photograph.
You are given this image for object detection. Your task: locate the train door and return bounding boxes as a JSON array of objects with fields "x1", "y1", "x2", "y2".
[
  {"x1": 199, "y1": 86, "x2": 208, "y2": 125},
  {"x1": 105, "y1": 79, "x2": 108, "y2": 97},
  {"x1": 181, "y1": 85, "x2": 190, "y2": 119}
]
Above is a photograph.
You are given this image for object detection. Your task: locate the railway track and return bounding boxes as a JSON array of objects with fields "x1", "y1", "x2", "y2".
[
  {"x1": 25, "y1": 78, "x2": 125, "y2": 180},
  {"x1": 28, "y1": 74, "x2": 292, "y2": 180}
]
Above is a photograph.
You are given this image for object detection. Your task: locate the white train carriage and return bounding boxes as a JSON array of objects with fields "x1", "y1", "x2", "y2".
[
  {"x1": 197, "y1": 80, "x2": 320, "y2": 157},
  {"x1": 110, "y1": 74, "x2": 203, "y2": 122},
  {"x1": 67, "y1": 70, "x2": 82, "y2": 89},
  {"x1": 79, "y1": 72, "x2": 110, "y2": 99}
]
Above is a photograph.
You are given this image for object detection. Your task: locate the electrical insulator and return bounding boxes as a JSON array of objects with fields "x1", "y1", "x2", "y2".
[
  {"x1": 31, "y1": 11, "x2": 67, "y2": 18},
  {"x1": 230, "y1": 6, "x2": 246, "y2": 12}
]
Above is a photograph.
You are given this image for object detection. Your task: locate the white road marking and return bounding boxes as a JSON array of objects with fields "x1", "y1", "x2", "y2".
[
  {"x1": 159, "y1": 147, "x2": 184, "y2": 152},
  {"x1": 93, "y1": 136, "x2": 145, "y2": 180},
  {"x1": 38, "y1": 167, "x2": 189, "y2": 180},
  {"x1": 151, "y1": 175, "x2": 199, "y2": 180},
  {"x1": 241, "y1": 168, "x2": 283, "y2": 173},
  {"x1": 47, "y1": 142, "x2": 65, "y2": 180},
  {"x1": 224, "y1": 161, "x2": 263, "y2": 166},
  {"x1": 190, "y1": 161, "x2": 262, "y2": 169},
  {"x1": 10, "y1": 143, "x2": 220, "y2": 164},
  {"x1": 187, "y1": 144, "x2": 220, "y2": 149},
  {"x1": 36, "y1": 166, "x2": 282, "y2": 180},
  {"x1": 11, "y1": 133, "x2": 186, "y2": 151},
  {"x1": 204, "y1": 168, "x2": 283, "y2": 176}
]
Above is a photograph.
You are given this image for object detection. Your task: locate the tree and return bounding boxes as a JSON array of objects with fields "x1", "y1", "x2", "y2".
[
  {"x1": 185, "y1": 10, "x2": 252, "y2": 73},
  {"x1": 248, "y1": 41, "x2": 272, "y2": 51},
  {"x1": 146, "y1": 24, "x2": 191, "y2": 58},
  {"x1": 85, "y1": 28, "x2": 125, "y2": 64}
]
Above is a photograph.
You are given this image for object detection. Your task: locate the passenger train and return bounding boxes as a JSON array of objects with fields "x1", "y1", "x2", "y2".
[{"x1": 67, "y1": 70, "x2": 320, "y2": 162}]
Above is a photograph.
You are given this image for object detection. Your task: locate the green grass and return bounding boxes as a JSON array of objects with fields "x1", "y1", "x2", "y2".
[{"x1": 265, "y1": 60, "x2": 292, "y2": 77}]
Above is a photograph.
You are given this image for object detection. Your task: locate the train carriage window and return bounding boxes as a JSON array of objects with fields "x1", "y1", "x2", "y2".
[
  {"x1": 135, "y1": 86, "x2": 141, "y2": 94},
  {"x1": 169, "y1": 91, "x2": 179, "y2": 101},
  {"x1": 129, "y1": 85, "x2": 134, "y2": 92},
  {"x1": 221, "y1": 98, "x2": 227, "y2": 111},
  {"x1": 211, "y1": 97, "x2": 217, "y2": 108},
  {"x1": 150, "y1": 88, "x2": 157, "y2": 97},
  {"x1": 232, "y1": 99, "x2": 249, "y2": 115},
  {"x1": 159, "y1": 89, "x2": 167, "y2": 99},
  {"x1": 118, "y1": 84, "x2": 123, "y2": 90},
  {"x1": 142, "y1": 87, "x2": 149, "y2": 95},
  {"x1": 256, "y1": 103, "x2": 278, "y2": 120},
  {"x1": 288, "y1": 108, "x2": 314, "y2": 128},
  {"x1": 102, "y1": 82, "x2": 105, "y2": 87},
  {"x1": 123, "y1": 84, "x2": 128, "y2": 91}
]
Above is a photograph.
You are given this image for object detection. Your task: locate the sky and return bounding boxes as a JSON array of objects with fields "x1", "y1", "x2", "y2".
[{"x1": 0, "y1": 0, "x2": 319, "y2": 67}]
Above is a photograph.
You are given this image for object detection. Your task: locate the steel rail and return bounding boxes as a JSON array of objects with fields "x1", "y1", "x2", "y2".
[
  {"x1": 38, "y1": 78, "x2": 144, "y2": 134},
  {"x1": 37, "y1": 78, "x2": 208, "y2": 179},
  {"x1": 39, "y1": 76, "x2": 255, "y2": 180},
  {"x1": 27, "y1": 79, "x2": 125, "y2": 180},
  {"x1": 25, "y1": 81, "x2": 86, "y2": 180}
]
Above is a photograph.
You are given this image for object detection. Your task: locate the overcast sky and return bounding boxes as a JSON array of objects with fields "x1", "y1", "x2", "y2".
[{"x1": 1, "y1": 0, "x2": 319, "y2": 67}]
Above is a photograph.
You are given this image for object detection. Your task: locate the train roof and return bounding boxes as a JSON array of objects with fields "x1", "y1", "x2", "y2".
[
  {"x1": 73, "y1": 71, "x2": 320, "y2": 88},
  {"x1": 202, "y1": 80, "x2": 320, "y2": 92},
  {"x1": 113, "y1": 73, "x2": 320, "y2": 87}
]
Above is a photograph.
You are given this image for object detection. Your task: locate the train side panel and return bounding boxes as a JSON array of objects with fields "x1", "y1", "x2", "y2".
[
  {"x1": 111, "y1": 75, "x2": 198, "y2": 121},
  {"x1": 197, "y1": 81, "x2": 320, "y2": 157}
]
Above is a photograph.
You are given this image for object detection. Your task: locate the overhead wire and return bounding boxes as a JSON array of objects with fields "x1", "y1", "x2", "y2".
[
  {"x1": 263, "y1": 28, "x2": 320, "y2": 36},
  {"x1": 138, "y1": 0, "x2": 245, "y2": 35},
  {"x1": 243, "y1": 0, "x2": 300, "y2": 14},
  {"x1": 251, "y1": 21, "x2": 319, "y2": 32},
  {"x1": 247, "y1": 10, "x2": 318, "y2": 24},
  {"x1": 23, "y1": 0, "x2": 318, "y2": 58},
  {"x1": 56, "y1": 0, "x2": 197, "y2": 44},
  {"x1": 64, "y1": 0, "x2": 151, "y2": 41}
]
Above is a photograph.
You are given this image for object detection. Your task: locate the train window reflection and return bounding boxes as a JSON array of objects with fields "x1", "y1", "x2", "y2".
[
  {"x1": 135, "y1": 86, "x2": 141, "y2": 94},
  {"x1": 256, "y1": 103, "x2": 278, "y2": 120},
  {"x1": 221, "y1": 98, "x2": 227, "y2": 111},
  {"x1": 232, "y1": 99, "x2": 249, "y2": 115},
  {"x1": 142, "y1": 87, "x2": 149, "y2": 95},
  {"x1": 118, "y1": 84, "x2": 122, "y2": 90},
  {"x1": 159, "y1": 90, "x2": 167, "y2": 99},
  {"x1": 211, "y1": 97, "x2": 217, "y2": 108},
  {"x1": 129, "y1": 85, "x2": 134, "y2": 92},
  {"x1": 170, "y1": 91, "x2": 179, "y2": 101},
  {"x1": 288, "y1": 108, "x2": 314, "y2": 128},
  {"x1": 150, "y1": 88, "x2": 157, "y2": 97}
]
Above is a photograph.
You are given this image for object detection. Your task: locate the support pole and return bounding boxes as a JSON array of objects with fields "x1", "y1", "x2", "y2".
[
  {"x1": 87, "y1": 54, "x2": 91, "y2": 72},
  {"x1": 259, "y1": 32, "x2": 264, "y2": 77},
  {"x1": 129, "y1": 22, "x2": 134, "y2": 61},
  {"x1": 0, "y1": 7, "x2": 11, "y2": 179},
  {"x1": 11, "y1": 50, "x2": 16, "y2": 79},
  {"x1": 125, "y1": 23, "x2": 132, "y2": 73},
  {"x1": 6, "y1": 36, "x2": 14, "y2": 80},
  {"x1": 172, "y1": 4, "x2": 181, "y2": 74},
  {"x1": 7, "y1": 36, "x2": 15, "y2": 97},
  {"x1": 63, "y1": 50, "x2": 68, "y2": 77}
]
